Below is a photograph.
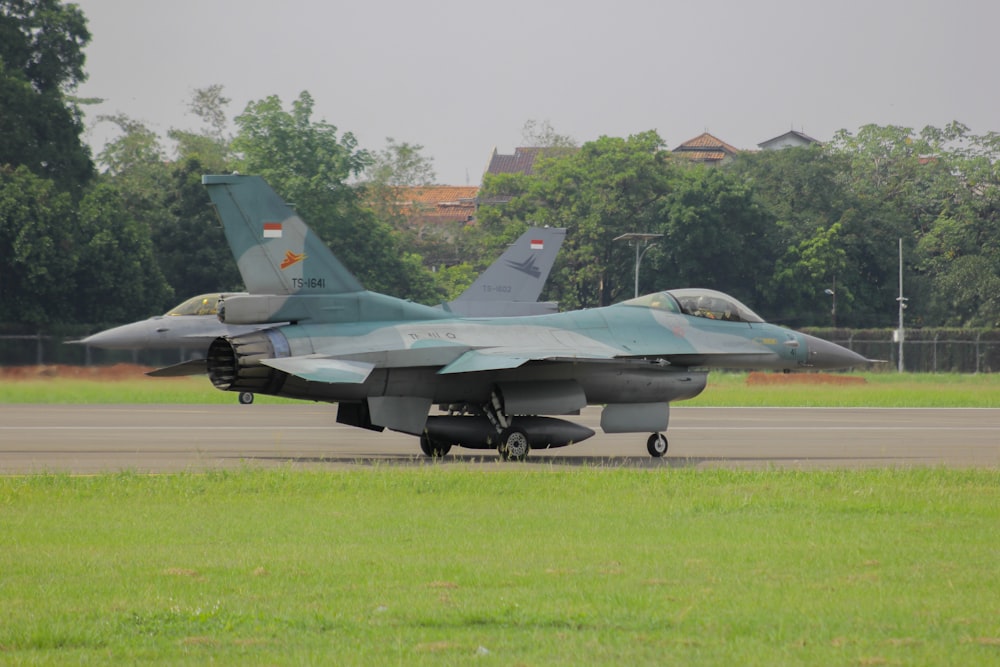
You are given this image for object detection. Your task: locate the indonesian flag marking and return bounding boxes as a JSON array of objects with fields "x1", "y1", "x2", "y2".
[
  {"x1": 530, "y1": 239, "x2": 544, "y2": 250},
  {"x1": 263, "y1": 222, "x2": 283, "y2": 238}
]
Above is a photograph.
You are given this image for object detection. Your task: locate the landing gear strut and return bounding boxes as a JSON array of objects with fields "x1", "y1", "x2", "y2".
[
  {"x1": 647, "y1": 432, "x2": 668, "y2": 458},
  {"x1": 482, "y1": 387, "x2": 533, "y2": 462}
]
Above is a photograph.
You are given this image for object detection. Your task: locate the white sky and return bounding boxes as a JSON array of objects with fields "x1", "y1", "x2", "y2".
[{"x1": 72, "y1": 0, "x2": 999, "y2": 185}]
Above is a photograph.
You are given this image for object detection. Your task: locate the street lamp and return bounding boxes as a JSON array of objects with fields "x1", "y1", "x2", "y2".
[
  {"x1": 896, "y1": 238, "x2": 907, "y2": 373},
  {"x1": 824, "y1": 275, "x2": 837, "y2": 327},
  {"x1": 613, "y1": 233, "x2": 663, "y2": 298}
]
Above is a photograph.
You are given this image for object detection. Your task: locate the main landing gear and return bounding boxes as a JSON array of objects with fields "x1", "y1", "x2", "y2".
[
  {"x1": 485, "y1": 389, "x2": 531, "y2": 462},
  {"x1": 419, "y1": 432, "x2": 452, "y2": 458},
  {"x1": 646, "y1": 433, "x2": 668, "y2": 458},
  {"x1": 497, "y1": 426, "x2": 530, "y2": 462}
]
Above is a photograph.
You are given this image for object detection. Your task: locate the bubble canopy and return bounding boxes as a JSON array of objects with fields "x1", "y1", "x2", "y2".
[
  {"x1": 165, "y1": 293, "x2": 243, "y2": 317},
  {"x1": 621, "y1": 289, "x2": 764, "y2": 324}
]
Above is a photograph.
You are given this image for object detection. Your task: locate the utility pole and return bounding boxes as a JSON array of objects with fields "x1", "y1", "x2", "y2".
[
  {"x1": 896, "y1": 238, "x2": 907, "y2": 373},
  {"x1": 613, "y1": 233, "x2": 663, "y2": 298},
  {"x1": 824, "y1": 275, "x2": 837, "y2": 328}
]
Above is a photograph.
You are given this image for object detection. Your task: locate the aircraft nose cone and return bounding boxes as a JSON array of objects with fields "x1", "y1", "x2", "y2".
[
  {"x1": 804, "y1": 335, "x2": 869, "y2": 370},
  {"x1": 76, "y1": 322, "x2": 152, "y2": 350}
]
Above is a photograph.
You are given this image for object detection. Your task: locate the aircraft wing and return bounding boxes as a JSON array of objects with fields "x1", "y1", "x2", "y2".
[{"x1": 437, "y1": 347, "x2": 615, "y2": 374}]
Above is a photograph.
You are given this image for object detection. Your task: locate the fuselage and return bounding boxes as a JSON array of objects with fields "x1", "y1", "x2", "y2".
[{"x1": 207, "y1": 291, "x2": 866, "y2": 408}]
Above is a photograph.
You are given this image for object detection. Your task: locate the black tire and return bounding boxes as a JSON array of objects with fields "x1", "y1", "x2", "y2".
[
  {"x1": 238, "y1": 392, "x2": 254, "y2": 405},
  {"x1": 419, "y1": 433, "x2": 452, "y2": 457},
  {"x1": 498, "y1": 427, "x2": 530, "y2": 461},
  {"x1": 647, "y1": 433, "x2": 668, "y2": 458}
]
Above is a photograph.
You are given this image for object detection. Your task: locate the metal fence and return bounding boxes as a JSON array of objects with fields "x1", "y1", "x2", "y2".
[
  {"x1": 0, "y1": 334, "x2": 196, "y2": 368},
  {"x1": 803, "y1": 328, "x2": 1000, "y2": 373},
  {"x1": 2, "y1": 328, "x2": 1000, "y2": 373}
]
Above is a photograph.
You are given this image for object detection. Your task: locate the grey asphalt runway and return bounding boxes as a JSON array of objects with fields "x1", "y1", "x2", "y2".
[{"x1": 1, "y1": 404, "x2": 998, "y2": 473}]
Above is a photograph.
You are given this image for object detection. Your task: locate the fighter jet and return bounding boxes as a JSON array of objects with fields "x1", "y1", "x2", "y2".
[
  {"x1": 172, "y1": 174, "x2": 868, "y2": 460},
  {"x1": 75, "y1": 227, "x2": 565, "y2": 349}
]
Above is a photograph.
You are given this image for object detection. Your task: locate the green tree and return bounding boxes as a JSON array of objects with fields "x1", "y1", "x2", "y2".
[
  {"x1": 0, "y1": 166, "x2": 77, "y2": 328},
  {"x1": 360, "y1": 137, "x2": 480, "y2": 282},
  {"x1": 365, "y1": 137, "x2": 437, "y2": 188},
  {"x1": 478, "y1": 131, "x2": 675, "y2": 308},
  {"x1": 914, "y1": 129, "x2": 1000, "y2": 326},
  {"x1": 74, "y1": 181, "x2": 172, "y2": 326},
  {"x1": 649, "y1": 164, "x2": 776, "y2": 308},
  {"x1": 152, "y1": 159, "x2": 243, "y2": 303},
  {"x1": 167, "y1": 84, "x2": 232, "y2": 173},
  {"x1": 520, "y1": 119, "x2": 577, "y2": 149},
  {"x1": 0, "y1": 0, "x2": 93, "y2": 191},
  {"x1": 479, "y1": 131, "x2": 776, "y2": 311},
  {"x1": 827, "y1": 122, "x2": 997, "y2": 327},
  {"x1": 728, "y1": 146, "x2": 855, "y2": 325}
]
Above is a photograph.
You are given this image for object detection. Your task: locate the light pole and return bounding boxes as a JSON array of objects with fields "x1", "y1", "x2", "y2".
[
  {"x1": 896, "y1": 238, "x2": 907, "y2": 373},
  {"x1": 824, "y1": 275, "x2": 837, "y2": 328},
  {"x1": 613, "y1": 233, "x2": 663, "y2": 298}
]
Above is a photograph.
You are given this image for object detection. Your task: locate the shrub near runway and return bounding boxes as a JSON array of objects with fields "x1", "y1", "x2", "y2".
[{"x1": 1, "y1": 468, "x2": 999, "y2": 665}]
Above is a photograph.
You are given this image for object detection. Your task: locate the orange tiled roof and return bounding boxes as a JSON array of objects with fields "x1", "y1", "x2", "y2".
[
  {"x1": 397, "y1": 185, "x2": 478, "y2": 205},
  {"x1": 672, "y1": 133, "x2": 741, "y2": 162},
  {"x1": 393, "y1": 185, "x2": 478, "y2": 223}
]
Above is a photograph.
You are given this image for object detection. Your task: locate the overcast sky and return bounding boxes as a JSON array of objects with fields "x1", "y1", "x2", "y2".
[{"x1": 72, "y1": 0, "x2": 999, "y2": 185}]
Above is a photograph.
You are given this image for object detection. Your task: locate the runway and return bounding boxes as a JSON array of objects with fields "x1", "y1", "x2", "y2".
[{"x1": 2, "y1": 404, "x2": 998, "y2": 474}]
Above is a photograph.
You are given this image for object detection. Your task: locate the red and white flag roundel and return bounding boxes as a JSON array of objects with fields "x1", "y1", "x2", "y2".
[
  {"x1": 530, "y1": 239, "x2": 544, "y2": 250},
  {"x1": 263, "y1": 222, "x2": 283, "y2": 238}
]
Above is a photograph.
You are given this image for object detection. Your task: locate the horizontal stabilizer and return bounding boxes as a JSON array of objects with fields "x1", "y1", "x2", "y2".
[
  {"x1": 260, "y1": 356, "x2": 375, "y2": 384},
  {"x1": 146, "y1": 359, "x2": 207, "y2": 377}
]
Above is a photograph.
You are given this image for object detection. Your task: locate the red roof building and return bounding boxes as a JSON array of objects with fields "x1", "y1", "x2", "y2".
[
  {"x1": 672, "y1": 132, "x2": 741, "y2": 165},
  {"x1": 484, "y1": 146, "x2": 579, "y2": 177},
  {"x1": 393, "y1": 185, "x2": 479, "y2": 226}
]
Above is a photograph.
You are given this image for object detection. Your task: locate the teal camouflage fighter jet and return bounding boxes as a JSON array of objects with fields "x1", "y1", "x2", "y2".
[
  {"x1": 193, "y1": 174, "x2": 868, "y2": 460},
  {"x1": 76, "y1": 228, "x2": 565, "y2": 350}
]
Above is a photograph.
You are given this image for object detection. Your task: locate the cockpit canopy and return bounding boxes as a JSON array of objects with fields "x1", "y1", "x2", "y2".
[
  {"x1": 622, "y1": 289, "x2": 764, "y2": 323},
  {"x1": 165, "y1": 293, "x2": 245, "y2": 317}
]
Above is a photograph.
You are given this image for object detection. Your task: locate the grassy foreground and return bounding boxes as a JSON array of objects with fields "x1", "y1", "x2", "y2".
[
  {"x1": 2, "y1": 468, "x2": 999, "y2": 665},
  {"x1": 1, "y1": 371, "x2": 1000, "y2": 406},
  {"x1": 688, "y1": 372, "x2": 1000, "y2": 408}
]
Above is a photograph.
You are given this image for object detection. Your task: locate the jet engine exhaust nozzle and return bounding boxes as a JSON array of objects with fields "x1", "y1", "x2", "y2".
[{"x1": 206, "y1": 330, "x2": 289, "y2": 394}]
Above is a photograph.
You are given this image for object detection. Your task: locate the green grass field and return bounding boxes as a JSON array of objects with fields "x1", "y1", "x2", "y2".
[
  {"x1": 2, "y1": 469, "x2": 999, "y2": 665},
  {"x1": 2, "y1": 372, "x2": 998, "y2": 664},
  {"x1": 2, "y1": 371, "x2": 999, "y2": 407}
]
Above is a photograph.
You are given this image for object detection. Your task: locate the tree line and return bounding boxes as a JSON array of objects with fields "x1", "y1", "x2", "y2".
[
  {"x1": 2, "y1": 0, "x2": 999, "y2": 337},
  {"x1": 479, "y1": 124, "x2": 1000, "y2": 329}
]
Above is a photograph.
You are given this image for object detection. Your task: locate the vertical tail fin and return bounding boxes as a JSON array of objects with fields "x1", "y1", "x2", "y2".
[
  {"x1": 203, "y1": 174, "x2": 363, "y2": 295},
  {"x1": 456, "y1": 226, "x2": 566, "y2": 303}
]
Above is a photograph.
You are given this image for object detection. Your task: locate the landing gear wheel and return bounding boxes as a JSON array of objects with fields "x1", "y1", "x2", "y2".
[
  {"x1": 419, "y1": 433, "x2": 452, "y2": 457},
  {"x1": 238, "y1": 392, "x2": 254, "y2": 405},
  {"x1": 647, "y1": 433, "x2": 668, "y2": 458},
  {"x1": 498, "y1": 427, "x2": 530, "y2": 462}
]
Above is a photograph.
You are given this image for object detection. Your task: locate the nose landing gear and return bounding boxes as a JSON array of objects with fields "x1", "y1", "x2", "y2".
[{"x1": 646, "y1": 433, "x2": 668, "y2": 457}]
